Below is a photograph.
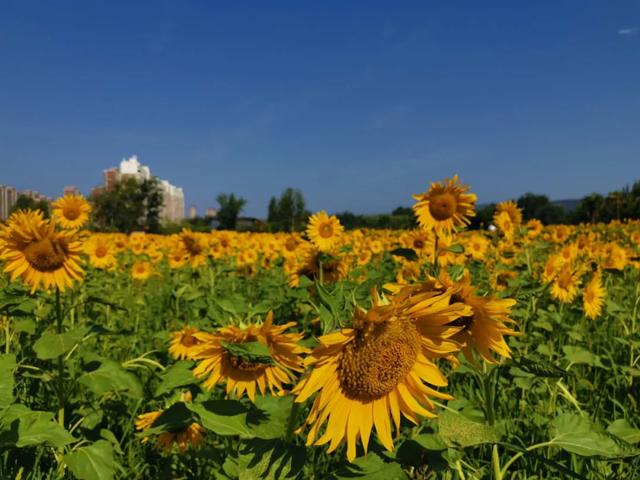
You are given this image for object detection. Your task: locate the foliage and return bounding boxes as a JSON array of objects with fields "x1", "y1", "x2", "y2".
[
  {"x1": 9, "y1": 194, "x2": 50, "y2": 218},
  {"x1": 90, "y1": 177, "x2": 164, "y2": 233},
  {"x1": 267, "y1": 187, "x2": 309, "y2": 232},
  {"x1": 216, "y1": 193, "x2": 247, "y2": 230}
]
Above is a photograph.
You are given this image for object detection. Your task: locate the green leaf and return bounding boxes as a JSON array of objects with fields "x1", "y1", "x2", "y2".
[
  {"x1": 142, "y1": 402, "x2": 195, "y2": 435},
  {"x1": 235, "y1": 439, "x2": 306, "y2": 480},
  {"x1": 220, "y1": 341, "x2": 274, "y2": 365},
  {"x1": 78, "y1": 360, "x2": 142, "y2": 397},
  {"x1": 188, "y1": 400, "x2": 253, "y2": 438},
  {"x1": 562, "y1": 346, "x2": 604, "y2": 368},
  {"x1": 447, "y1": 243, "x2": 465, "y2": 254},
  {"x1": 0, "y1": 404, "x2": 75, "y2": 448},
  {"x1": 13, "y1": 319, "x2": 35, "y2": 335},
  {"x1": 395, "y1": 434, "x2": 448, "y2": 469},
  {"x1": 437, "y1": 410, "x2": 500, "y2": 448},
  {"x1": 336, "y1": 452, "x2": 406, "y2": 479},
  {"x1": 154, "y1": 361, "x2": 197, "y2": 397},
  {"x1": 0, "y1": 354, "x2": 16, "y2": 408},
  {"x1": 550, "y1": 413, "x2": 638, "y2": 458},
  {"x1": 33, "y1": 327, "x2": 89, "y2": 360},
  {"x1": 64, "y1": 440, "x2": 119, "y2": 480},
  {"x1": 247, "y1": 395, "x2": 292, "y2": 440},
  {"x1": 515, "y1": 356, "x2": 567, "y2": 378},
  {"x1": 389, "y1": 248, "x2": 418, "y2": 262},
  {"x1": 607, "y1": 419, "x2": 640, "y2": 445}
]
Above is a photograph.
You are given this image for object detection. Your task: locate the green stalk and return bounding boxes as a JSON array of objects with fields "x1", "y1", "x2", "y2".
[
  {"x1": 285, "y1": 400, "x2": 301, "y2": 443},
  {"x1": 433, "y1": 232, "x2": 441, "y2": 277},
  {"x1": 55, "y1": 288, "x2": 65, "y2": 427}
]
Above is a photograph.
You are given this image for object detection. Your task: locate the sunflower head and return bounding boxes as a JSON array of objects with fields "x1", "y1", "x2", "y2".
[
  {"x1": 0, "y1": 210, "x2": 84, "y2": 292},
  {"x1": 412, "y1": 175, "x2": 476, "y2": 234},
  {"x1": 306, "y1": 211, "x2": 344, "y2": 252},
  {"x1": 52, "y1": 194, "x2": 91, "y2": 230}
]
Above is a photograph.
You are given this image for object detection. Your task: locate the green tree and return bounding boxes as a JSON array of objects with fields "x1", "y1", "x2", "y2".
[
  {"x1": 267, "y1": 188, "x2": 309, "y2": 232},
  {"x1": 216, "y1": 193, "x2": 246, "y2": 230},
  {"x1": 10, "y1": 195, "x2": 50, "y2": 218},
  {"x1": 91, "y1": 177, "x2": 164, "y2": 232},
  {"x1": 516, "y1": 193, "x2": 551, "y2": 221}
]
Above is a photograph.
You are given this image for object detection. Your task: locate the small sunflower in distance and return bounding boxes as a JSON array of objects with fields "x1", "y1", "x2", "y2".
[
  {"x1": 135, "y1": 391, "x2": 205, "y2": 454},
  {"x1": 131, "y1": 260, "x2": 153, "y2": 281},
  {"x1": 51, "y1": 194, "x2": 92, "y2": 230},
  {"x1": 412, "y1": 175, "x2": 477, "y2": 234},
  {"x1": 306, "y1": 211, "x2": 344, "y2": 252},
  {"x1": 0, "y1": 210, "x2": 84, "y2": 292},
  {"x1": 192, "y1": 312, "x2": 308, "y2": 402}
]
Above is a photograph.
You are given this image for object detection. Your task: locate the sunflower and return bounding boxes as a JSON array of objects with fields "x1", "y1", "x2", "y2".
[
  {"x1": 550, "y1": 265, "x2": 581, "y2": 304},
  {"x1": 51, "y1": 194, "x2": 92, "y2": 230},
  {"x1": 131, "y1": 260, "x2": 153, "y2": 281},
  {"x1": 306, "y1": 211, "x2": 344, "y2": 252},
  {"x1": 448, "y1": 280, "x2": 518, "y2": 364},
  {"x1": 465, "y1": 233, "x2": 489, "y2": 261},
  {"x1": 294, "y1": 288, "x2": 468, "y2": 462},
  {"x1": 167, "y1": 247, "x2": 188, "y2": 269},
  {"x1": 169, "y1": 326, "x2": 203, "y2": 360},
  {"x1": 526, "y1": 219, "x2": 543, "y2": 239},
  {"x1": 0, "y1": 210, "x2": 84, "y2": 292},
  {"x1": 192, "y1": 312, "x2": 308, "y2": 402},
  {"x1": 135, "y1": 391, "x2": 205, "y2": 454},
  {"x1": 583, "y1": 272, "x2": 605, "y2": 320},
  {"x1": 178, "y1": 230, "x2": 208, "y2": 268},
  {"x1": 493, "y1": 211, "x2": 515, "y2": 240},
  {"x1": 412, "y1": 175, "x2": 476, "y2": 234},
  {"x1": 84, "y1": 236, "x2": 117, "y2": 270},
  {"x1": 495, "y1": 200, "x2": 522, "y2": 225}
]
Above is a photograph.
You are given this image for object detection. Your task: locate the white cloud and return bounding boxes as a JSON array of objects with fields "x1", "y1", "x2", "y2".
[{"x1": 618, "y1": 28, "x2": 638, "y2": 36}]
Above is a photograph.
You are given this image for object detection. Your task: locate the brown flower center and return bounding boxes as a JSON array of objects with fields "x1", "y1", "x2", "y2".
[
  {"x1": 94, "y1": 245, "x2": 108, "y2": 258},
  {"x1": 413, "y1": 239, "x2": 425, "y2": 249},
  {"x1": 182, "y1": 235, "x2": 203, "y2": 255},
  {"x1": 319, "y1": 222, "x2": 334, "y2": 238},
  {"x1": 338, "y1": 320, "x2": 419, "y2": 401},
  {"x1": 429, "y1": 193, "x2": 457, "y2": 221},
  {"x1": 227, "y1": 354, "x2": 265, "y2": 372},
  {"x1": 24, "y1": 238, "x2": 69, "y2": 272},
  {"x1": 63, "y1": 205, "x2": 81, "y2": 221}
]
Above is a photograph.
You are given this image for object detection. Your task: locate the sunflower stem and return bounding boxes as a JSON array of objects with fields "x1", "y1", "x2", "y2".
[
  {"x1": 55, "y1": 288, "x2": 65, "y2": 428},
  {"x1": 285, "y1": 400, "x2": 301, "y2": 443},
  {"x1": 433, "y1": 232, "x2": 441, "y2": 278}
]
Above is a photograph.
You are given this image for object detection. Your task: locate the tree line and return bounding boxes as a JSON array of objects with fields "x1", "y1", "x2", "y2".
[{"x1": 7, "y1": 178, "x2": 640, "y2": 232}]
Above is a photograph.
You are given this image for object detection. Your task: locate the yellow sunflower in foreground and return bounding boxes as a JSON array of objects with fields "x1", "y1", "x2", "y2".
[
  {"x1": 131, "y1": 261, "x2": 153, "y2": 281},
  {"x1": 412, "y1": 175, "x2": 476, "y2": 234},
  {"x1": 192, "y1": 312, "x2": 308, "y2": 402},
  {"x1": 306, "y1": 211, "x2": 344, "y2": 252},
  {"x1": 294, "y1": 288, "x2": 469, "y2": 462},
  {"x1": 51, "y1": 194, "x2": 92, "y2": 230},
  {"x1": 583, "y1": 272, "x2": 605, "y2": 320},
  {"x1": 0, "y1": 210, "x2": 84, "y2": 292},
  {"x1": 135, "y1": 391, "x2": 204, "y2": 454}
]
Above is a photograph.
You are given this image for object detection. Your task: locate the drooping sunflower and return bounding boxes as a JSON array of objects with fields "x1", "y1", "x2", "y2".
[
  {"x1": 192, "y1": 312, "x2": 308, "y2": 402},
  {"x1": 493, "y1": 211, "x2": 515, "y2": 240},
  {"x1": 51, "y1": 194, "x2": 92, "y2": 230},
  {"x1": 583, "y1": 272, "x2": 605, "y2": 320},
  {"x1": 169, "y1": 326, "x2": 203, "y2": 360},
  {"x1": 306, "y1": 211, "x2": 344, "y2": 252},
  {"x1": 550, "y1": 265, "x2": 581, "y2": 304},
  {"x1": 447, "y1": 279, "x2": 519, "y2": 364},
  {"x1": 135, "y1": 391, "x2": 205, "y2": 454},
  {"x1": 494, "y1": 200, "x2": 522, "y2": 226},
  {"x1": 177, "y1": 230, "x2": 208, "y2": 268},
  {"x1": 0, "y1": 210, "x2": 84, "y2": 292},
  {"x1": 294, "y1": 288, "x2": 469, "y2": 462},
  {"x1": 412, "y1": 175, "x2": 476, "y2": 234}
]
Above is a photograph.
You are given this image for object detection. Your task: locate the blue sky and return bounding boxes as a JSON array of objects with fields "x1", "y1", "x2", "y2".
[{"x1": 1, "y1": 1, "x2": 639, "y2": 217}]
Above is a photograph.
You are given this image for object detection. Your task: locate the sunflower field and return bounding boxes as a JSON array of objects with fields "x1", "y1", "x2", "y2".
[{"x1": 1, "y1": 177, "x2": 639, "y2": 479}]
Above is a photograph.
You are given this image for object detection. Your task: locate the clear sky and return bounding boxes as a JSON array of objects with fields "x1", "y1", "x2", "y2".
[{"x1": 1, "y1": 1, "x2": 638, "y2": 217}]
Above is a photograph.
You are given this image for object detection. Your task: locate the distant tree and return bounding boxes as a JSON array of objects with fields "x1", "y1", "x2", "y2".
[
  {"x1": 216, "y1": 193, "x2": 246, "y2": 230},
  {"x1": 10, "y1": 195, "x2": 50, "y2": 218},
  {"x1": 470, "y1": 204, "x2": 496, "y2": 229},
  {"x1": 267, "y1": 188, "x2": 309, "y2": 232},
  {"x1": 574, "y1": 193, "x2": 605, "y2": 224},
  {"x1": 91, "y1": 177, "x2": 163, "y2": 232},
  {"x1": 536, "y1": 203, "x2": 566, "y2": 225},
  {"x1": 516, "y1": 193, "x2": 551, "y2": 221}
]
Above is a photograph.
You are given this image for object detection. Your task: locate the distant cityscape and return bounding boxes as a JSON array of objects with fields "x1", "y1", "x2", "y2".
[{"x1": 0, "y1": 155, "x2": 218, "y2": 223}]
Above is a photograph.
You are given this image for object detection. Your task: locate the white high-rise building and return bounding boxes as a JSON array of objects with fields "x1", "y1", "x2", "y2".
[{"x1": 102, "y1": 155, "x2": 184, "y2": 223}]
